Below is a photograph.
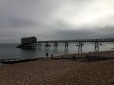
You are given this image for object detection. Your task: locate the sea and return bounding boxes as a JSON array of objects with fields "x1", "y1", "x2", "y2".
[{"x1": 0, "y1": 43, "x2": 114, "y2": 59}]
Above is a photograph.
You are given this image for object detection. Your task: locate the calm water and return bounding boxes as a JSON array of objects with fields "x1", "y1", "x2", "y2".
[{"x1": 0, "y1": 43, "x2": 114, "y2": 59}]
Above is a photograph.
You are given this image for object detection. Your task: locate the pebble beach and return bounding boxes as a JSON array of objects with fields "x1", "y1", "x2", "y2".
[{"x1": 0, "y1": 51, "x2": 114, "y2": 85}]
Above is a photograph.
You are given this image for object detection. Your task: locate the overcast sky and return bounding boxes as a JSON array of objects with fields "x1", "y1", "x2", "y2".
[{"x1": 0, "y1": 0, "x2": 114, "y2": 43}]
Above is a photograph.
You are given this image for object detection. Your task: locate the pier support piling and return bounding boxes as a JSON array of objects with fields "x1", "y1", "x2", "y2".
[
  {"x1": 54, "y1": 42, "x2": 58, "y2": 48},
  {"x1": 38, "y1": 43, "x2": 41, "y2": 47},
  {"x1": 65, "y1": 42, "x2": 69, "y2": 48},
  {"x1": 94, "y1": 42, "x2": 102, "y2": 52},
  {"x1": 45, "y1": 42, "x2": 48, "y2": 48},
  {"x1": 77, "y1": 42, "x2": 84, "y2": 52}
]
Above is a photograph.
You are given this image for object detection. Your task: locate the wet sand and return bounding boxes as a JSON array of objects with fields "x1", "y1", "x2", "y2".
[{"x1": 0, "y1": 51, "x2": 114, "y2": 85}]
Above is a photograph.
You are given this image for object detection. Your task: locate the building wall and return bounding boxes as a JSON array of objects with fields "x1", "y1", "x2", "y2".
[{"x1": 21, "y1": 37, "x2": 37, "y2": 44}]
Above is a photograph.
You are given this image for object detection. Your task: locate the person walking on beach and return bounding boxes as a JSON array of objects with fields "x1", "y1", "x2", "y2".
[
  {"x1": 51, "y1": 54, "x2": 53, "y2": 57},
  {"x1": 46, "y1": 53, "x2": 48, "y2": 57},
  {"x1": 51, "y1": 54, "x2": 53, "y2": 58}
]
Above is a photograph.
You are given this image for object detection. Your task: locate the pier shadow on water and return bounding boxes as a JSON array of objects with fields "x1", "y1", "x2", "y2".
[
  {"x1": 45, "y1": 47, "x2": 50, "y2": 53},
  {"x1": 64, "y1": 48, "x2": 68, "y2": 54},
  {"x1": 54, "y1": 48, "x2": 58, "y2": 52}
]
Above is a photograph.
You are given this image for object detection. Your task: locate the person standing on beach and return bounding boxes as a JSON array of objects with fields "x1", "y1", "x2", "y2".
[{"x1": 46, "y1": 53, "x2": 48, "y2": 57}]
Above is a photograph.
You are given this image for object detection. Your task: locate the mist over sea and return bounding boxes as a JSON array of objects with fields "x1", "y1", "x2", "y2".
[{"x1": 0, "y1": 43, "x2": 113, "y2": 59}]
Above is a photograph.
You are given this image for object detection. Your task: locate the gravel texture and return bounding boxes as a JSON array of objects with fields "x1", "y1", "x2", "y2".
[{"x1": 0, "y1": 51, "x2": 114, "y2": 85}]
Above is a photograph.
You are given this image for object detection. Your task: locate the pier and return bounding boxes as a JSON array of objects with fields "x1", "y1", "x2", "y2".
[{"x1": 18, "y1": 37, "x2": 114, "y2": 52}]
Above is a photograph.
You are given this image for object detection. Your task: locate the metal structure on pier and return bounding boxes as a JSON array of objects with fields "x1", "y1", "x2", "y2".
[{"x1": 17, "y1": 37, "x2": 114, "y2": 52}]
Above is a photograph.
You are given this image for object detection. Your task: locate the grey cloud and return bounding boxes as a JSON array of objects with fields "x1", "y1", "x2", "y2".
[
  {"x1": 48, "y1": 26, "x2": 114, "y2": 40},
  {"x1": 0, "y1": 0, "x2": 114, "y2": 43},
  {"x1": 0, "y1": 17, "x2": 38, "y2": 29}
]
